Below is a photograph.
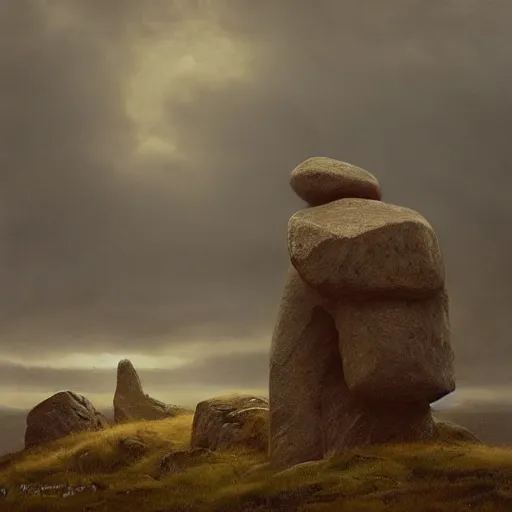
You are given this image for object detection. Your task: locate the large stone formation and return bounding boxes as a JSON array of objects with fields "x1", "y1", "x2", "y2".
[{"x1": 269, "y1": 156, "x2": 456, "y2": 470}]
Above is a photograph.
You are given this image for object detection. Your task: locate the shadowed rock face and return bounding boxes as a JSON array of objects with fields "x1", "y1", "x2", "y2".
[
  {"x1": 113, "y1": 359, "x2": 185, "y2": 423},
  {"x1": 25, "y1": 391, "x2": 108, "y2": 448},
  {"x1": 269, "y1": 157, "x2": 459, "y2": 470}
]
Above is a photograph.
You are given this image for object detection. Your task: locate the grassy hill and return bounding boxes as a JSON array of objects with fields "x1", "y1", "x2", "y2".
[{"x1": 1, "y1": 413, "x2": 512, "y2": 511}]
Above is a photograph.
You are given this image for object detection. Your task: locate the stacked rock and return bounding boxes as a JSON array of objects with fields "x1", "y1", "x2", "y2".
[{"x1": 269, "y1": 157, "x2": 456, "y2": 470}]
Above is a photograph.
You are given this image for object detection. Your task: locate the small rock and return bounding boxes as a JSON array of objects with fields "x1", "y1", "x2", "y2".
[
  {"x1": 118, "y1": 437, "x2": 150, "y2": 459},
  {"x1": 290, "y1": 157, "x2": 381, "y2": 206},
  {"x1": 191, "y1": 394, "x2": 269, "y2": 452}
]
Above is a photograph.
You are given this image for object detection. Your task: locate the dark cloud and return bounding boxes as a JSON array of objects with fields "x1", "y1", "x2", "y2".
[{"x1": 0, "y1": 1, "x2": 511, "y2": 395}]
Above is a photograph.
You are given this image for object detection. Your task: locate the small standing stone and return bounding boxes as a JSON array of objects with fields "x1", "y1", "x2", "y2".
[{"x1": 114, "y1": 359, "x2": 186, "y2": 423}]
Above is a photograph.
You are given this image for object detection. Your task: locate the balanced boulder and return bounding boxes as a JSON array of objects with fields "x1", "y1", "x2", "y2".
[
  {"x1": 25, "y1": 391, "x2": 108, "y2": 448},
  {"x1": 191, "y1": 394, "x2": 268, "y2": 452},
  {"x1": 114, "y1": 359, "x2": 185, "y2": 423},
  {"x1": 288, "y1": 198, "x2": 444, "y2": 299},
  {"x1": 290, "y1": 157, "x2": 381, "y2": 206}
]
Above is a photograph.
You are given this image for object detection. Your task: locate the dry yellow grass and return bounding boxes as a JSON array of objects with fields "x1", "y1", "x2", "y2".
[{"x1": 0, "y1": 413, "x2": 511, "y2": 511}]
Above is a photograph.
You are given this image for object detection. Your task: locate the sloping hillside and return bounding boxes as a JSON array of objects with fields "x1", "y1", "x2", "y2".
[{"x1": 1, "y1": 412, "x2": 512, "y2": 511}]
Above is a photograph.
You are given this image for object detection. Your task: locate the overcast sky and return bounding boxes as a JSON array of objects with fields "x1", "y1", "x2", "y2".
[{"x1": 1, "y1": 0, "x2": 511, "y2": 411}]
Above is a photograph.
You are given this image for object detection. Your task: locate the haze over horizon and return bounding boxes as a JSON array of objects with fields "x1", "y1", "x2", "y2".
[{"x1": 1, "y1": 0, "x2": 511, "y2": 413}]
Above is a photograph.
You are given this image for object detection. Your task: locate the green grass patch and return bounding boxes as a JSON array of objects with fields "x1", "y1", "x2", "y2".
[{"x1": 1, "y1": 415, "x2": 511, "y2": 511}]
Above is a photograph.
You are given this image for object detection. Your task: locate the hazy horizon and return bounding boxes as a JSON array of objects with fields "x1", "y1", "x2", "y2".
[{"x1": 1, "y1": 1, "x2": 511, "y2": 415}]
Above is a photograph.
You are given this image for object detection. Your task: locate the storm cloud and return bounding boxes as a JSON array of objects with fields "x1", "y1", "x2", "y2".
[{"x1": 1, "y1": 0, "x2": 511, "y2": 408}]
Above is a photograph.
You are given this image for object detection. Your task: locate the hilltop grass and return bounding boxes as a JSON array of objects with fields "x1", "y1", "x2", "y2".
[{"x1": 1, "y1": 414, "x2": 512, "y2": 511}]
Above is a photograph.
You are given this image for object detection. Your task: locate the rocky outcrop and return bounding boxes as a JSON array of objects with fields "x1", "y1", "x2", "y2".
[
  {"x1": 25, "y1": 391, "x2": 108, "y2": 448},
  {"x1": 113, "y1": 359, "x2": 185, "y2": 423},
  {"x1": 269, "y1": 157, "x2": 459, "y2": 470},
  {"x1": 191, "y1": 394, "x2": 268, "y2": 452},
  {"x1": 290, "y1": 157, "x2": 382, "y2": 205}
]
